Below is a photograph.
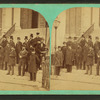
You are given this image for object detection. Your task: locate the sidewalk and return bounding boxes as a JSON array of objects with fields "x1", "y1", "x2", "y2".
[
  {"x1": 51, "y1": 65, "x2": 100, "y2": 90},
  {"x1": 0, "y1": 66, "x2": 46, "y2": 91}
]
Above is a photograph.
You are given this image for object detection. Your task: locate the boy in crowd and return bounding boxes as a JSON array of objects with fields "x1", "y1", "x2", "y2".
[
  {"x1": 18, "y1": 46, "x2": 28, "y2": 76},
  {"x1": 28, "y1": 48, "x2": 40, "y2": 81},
  {"x1": 54, "y1": 46, "x2": 63, "y2": 76},
  {"x1": 7, "y1": 46, "x2": 16, "y2": 75}
]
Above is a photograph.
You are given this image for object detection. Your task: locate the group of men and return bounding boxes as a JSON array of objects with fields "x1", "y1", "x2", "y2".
[
  {"x1": 0, "y1": 32, "x2": 49, "y2": 90},
  {"x1": 54, "y1": 35, "x2": 100, "y2": 76}
]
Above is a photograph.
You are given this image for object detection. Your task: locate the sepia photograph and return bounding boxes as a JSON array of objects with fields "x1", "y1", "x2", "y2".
[
  {"x1": 0, "y1": 8, "x2": 50, "y2": 91},
  {"x1": 51, "y1": 7, "x2": 100, "y2": 90}
]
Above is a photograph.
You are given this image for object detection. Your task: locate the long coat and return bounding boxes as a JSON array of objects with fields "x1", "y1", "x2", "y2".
[
  {"x1": 75, "y1": 46, "x2": 82, "y2": 62},
  {"x1": 87, "y1": 40, "x2": 93, "y2": 48},
  {"x1": 8, "y1": 49, "x2": 16, "y2": 66},
  {"x1": 65, "y1": 47, "x2": 74, "y2": 65},
  {"x1": 54, "y1": 50, "x2": 64, "y2": 67},
  {"x1": 4, "y1": 46, "x2": 11, "y2": 63},
  {"x1": 94, "y1": 41, "x2": 100, "y2": 63},
  {"x1": 82, "y1": 46, "x2": 89, "y2": 62},
  {"x1": 9, "y1": 41, "x2": 15, "y2": 48},
  {"x1": 28, "y1": 53, "x2": 40, "y2": 73},
  {"x1": 1, "y1": 39, "x2": 8, "y2": 48},
  {"x1": 86, "y1": 49, "x2": 94, "y2": 66},
  {"x1": 16, "y1": 41, "x2": 22, "y2": 54}
]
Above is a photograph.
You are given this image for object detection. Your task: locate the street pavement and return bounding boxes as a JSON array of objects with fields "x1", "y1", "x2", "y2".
[
  {"x1": 0, "y1": 65, "x2": 46, "y2": 91},
  {"x1": 51, "y1": 65, "x2": 100, "y2": 90}
]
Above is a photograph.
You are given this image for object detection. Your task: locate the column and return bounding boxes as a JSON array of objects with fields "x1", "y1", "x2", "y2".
[
  {"x1": 2, "y1": 8, "x2": 12, "y2": 34},
  {"x1": 13, "y1": 8, "x2": 21, "y2": 30}
]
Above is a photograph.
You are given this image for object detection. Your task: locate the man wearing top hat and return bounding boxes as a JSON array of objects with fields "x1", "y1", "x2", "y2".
[
  {"x1": 72, "y1": 37, "x2": 78, "y2": 66},
  {"x1": 80, "y1": 35, "x2": 87, "y2": 48},
  {"x1": 94, "y1": 37, "x2": 100, "y2": 64},
  {"x1": 1, "y1": 35, "x2": 8, "y2": 48},
  {"x1": 23, "y1": 36, "x2": 29, "y2": 72},
  {"x1": 33, "y1": 32, "x2": 42, "y2": 48},
  {"x1": 16, "y1": 37, "x2": 22, "y2": 64},
  {"x1": 87, "y1": 35, "x2": 93, "y2": 48},
  {"x1": 66, "y1": 36, "x2": 73, "y2": 48},
  {"x1": 61, "y1": 42, "x2": 66, "y2": 68},
  {"x1": 28, "y1": 34, "x2": 35, "y2": 48},
  {"x1": 9, "y1": 36, "x2": 15, "y2": 48}
]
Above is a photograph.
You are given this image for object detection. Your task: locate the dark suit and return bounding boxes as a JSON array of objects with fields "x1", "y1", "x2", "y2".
[{"x1": 16, "y1": 41, "x2": 22, "y2": 64}]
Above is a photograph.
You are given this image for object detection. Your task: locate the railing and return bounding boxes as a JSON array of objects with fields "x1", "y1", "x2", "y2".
[
  {"x1": 0, "y1": 23, "x2": 16, "y2": 43},
  {"x1": 77, "y1": 23, "x2": 94, "y2": 43}
]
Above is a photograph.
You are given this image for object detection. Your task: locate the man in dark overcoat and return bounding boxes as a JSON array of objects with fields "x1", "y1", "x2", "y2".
[
  {"x1": 1, "y1": 35, "x2": 8, "y2": 69},
  {"x1": 75, "y1": 44, "x2": 82, "y2": 70},
  {"x1": 16, "y1": 37, "x2": 22, "y2": 64},
  {"x1": 4, "y1": 42, "x2": 11, "y2": 70},
  {"x1": 87, "y1": 35, "x2": 93, "y2": 48},
  {"x1": 65, "y1": 44, "x2": 74, "y2": 72},
  {"x1": 72, "y1": 37, "x2": 78, "y2": 66},
  {"x1": 61, "y1": 42, "x2": 66, "y2": 68},
  {"x1": 94, "y1": 37, "x2": 100, "y2": 64},
  {"x1": 23, "y1": 36, "x2": 29, "y2": 72},
  {"x1": 82, "y1": 42, "x2": 89, "y2": 70},
  {"x1": 9, "y1": 36, "x2": 15, "y2": 48},
  {"x1": 33, "y1": 32, "x2": 42, "y2": 48}
]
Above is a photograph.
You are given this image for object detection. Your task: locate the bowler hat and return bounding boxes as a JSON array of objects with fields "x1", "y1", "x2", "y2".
[
  {"x1": 3, "y1": 35, "x2": 6, "y2": 38},
  {"x1": 24, "y1": 36, "x2": 28, "y2": 40},
  {"x1": 88, "y1": 35, "x2": 92, "y2": 39},
  {"x1": 68, "y1": 36, "x2": 72, "y2": 39},
  {"x1": 17, "y1": 37, "x2": 20, "y2": 40},
  {"x1": 96, "y1": 37, "x2": 99, "y2": 39},
  {"x1": 30, "y1": 34, "x2": 33, "y2": 37},
  {"x1": 36, "y1": 32, "x2": 40, "y2": 35},
  {"x1": 10, "y1": 36, "x2": 13, "y2": 39}
]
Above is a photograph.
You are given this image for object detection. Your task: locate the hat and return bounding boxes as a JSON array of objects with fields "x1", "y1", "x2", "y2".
[
  {"x1": 63, "y1": 42, "x2": 66, "y2": 44},
  {"x1": 88, "y1": 35, "x2": 92, "y2": 39},
  {"x1": 96, "y1": 37, "x2": 99, "y2": 39},
  {"x1": 30, "y1": 34, "x2": 33, "y2": 38},
  {"x1": 17, "y1": 37, "x2": 20, "y2": 40},
  {"x1": 36, "y1": 32, "x2": 40, "y2": 35},
  {"x1": 10, "y1": 36, "x2": 13, "y2": 39},
  {"x1": 3, "y1": 35, "x2": 6, "y2": 38},
  {"x1": 82, "y1": 35, "x2": 85, "y2": 38},
  {"x1": 24, "y1": 36, "x2": 28, "y2": 40},
  {"x1": 58, "y1": 46, "x2": 61, "y2": 48},
  {"x1": 68, "y1": 36, "x2": 72, "y2": 39},
  {"x1": 74, "y1": 37, "x2": 78, "y2": 40}
]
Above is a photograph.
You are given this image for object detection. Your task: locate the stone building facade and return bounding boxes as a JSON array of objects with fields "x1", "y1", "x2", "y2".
[
  {"x1": 52, "y1": 7, "x2": 100, "y2": 53},
  {"x1": 0, "y1": 8, "x2": 46, "y2": 34}
]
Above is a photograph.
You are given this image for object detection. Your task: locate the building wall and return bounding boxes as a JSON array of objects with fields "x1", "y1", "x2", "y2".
[{"x1": 51, "y1": 7, "x2": 100, "y2": 53}]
